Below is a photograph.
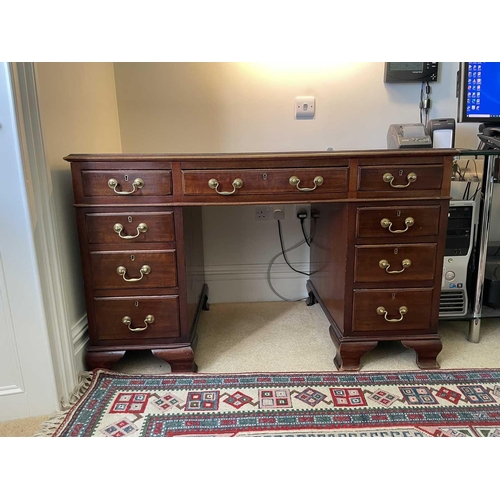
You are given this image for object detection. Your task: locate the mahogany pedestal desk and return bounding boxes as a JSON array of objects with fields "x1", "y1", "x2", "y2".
[{"x1": 67, "y1": 149, "x2": 456, "y2": 372}]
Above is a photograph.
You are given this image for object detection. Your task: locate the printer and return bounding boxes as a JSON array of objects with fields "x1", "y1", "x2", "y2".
[{"x1": 387, "y1": 123, "x2": 432, "y2": 149}]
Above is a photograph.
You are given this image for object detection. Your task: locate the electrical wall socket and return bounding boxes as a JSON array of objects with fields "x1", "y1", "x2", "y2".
[
  {"x1": 255, "y1": 205, "x2": 286, "y2": 221},
  {"x1": 295, "y1": 204, "x2": 310, "y2": 218}
]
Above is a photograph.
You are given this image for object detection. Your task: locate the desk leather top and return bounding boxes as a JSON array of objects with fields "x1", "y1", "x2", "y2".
[{"x1": 64, "y1": 149, "x2": 461, "y2": 162}]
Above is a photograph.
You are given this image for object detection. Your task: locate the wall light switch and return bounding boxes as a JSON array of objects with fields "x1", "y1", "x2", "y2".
[{"x1": 295, "y1": 96, "x2": 315, "y2": 119}]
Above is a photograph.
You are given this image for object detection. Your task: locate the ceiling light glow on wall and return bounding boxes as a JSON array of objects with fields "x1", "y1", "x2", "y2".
[{"x1": 240, "y1": 62, "x2": 366, "y2": 79}]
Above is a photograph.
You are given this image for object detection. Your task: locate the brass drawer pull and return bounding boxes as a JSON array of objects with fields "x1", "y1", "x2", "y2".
[
  {"x1": 113, "y1": 222, "x2": 148, "y2": 239},
  {"x1": 379, "y1": 258, "x2": 412, "y2": 274},
  {"x1": 380, "y1": 216, "x2": 414, "y2": 233},
  {"x1": 108, "y1": 177, "x2": 144, "y2": 195},
  {"x1": 376, "y1": 306, "x2": 408, "y2": 322},
  {"x1": 122, "y1": 314, "x2": 155, "y2": 332},
  {"x1": 383, "y1": 172, "x2": 417, "y2": 188},
  {"x1": 116, "y1": 264, "x2": 151, "y2": 282},
  {"x1": 208, "y1": 178, "x2": 243, "y2": 195},
  {"x1": 289, "y1": 175, "x2": 324, "y2": 192}
]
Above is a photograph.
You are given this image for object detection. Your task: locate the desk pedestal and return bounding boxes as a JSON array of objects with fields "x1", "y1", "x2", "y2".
[{"x1": 307, "y1": 199, "x2": 448, "y2": 370}]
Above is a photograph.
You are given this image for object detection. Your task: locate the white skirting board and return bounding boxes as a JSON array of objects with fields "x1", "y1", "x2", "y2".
[
  {"x1": 72, "y1": 314, "x2": 88, "y2": 377},
  {"x1": 204, "y1": 263, "x2": 309, "y2": 303}
]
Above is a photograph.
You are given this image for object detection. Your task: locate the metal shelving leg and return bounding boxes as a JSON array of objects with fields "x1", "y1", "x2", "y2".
[
  {"x1": 468, "y1": 154, "x2": 499, "y2": 343},
  {"x1": 468, "y1": 318, "x2": 481, "y2": 343}
]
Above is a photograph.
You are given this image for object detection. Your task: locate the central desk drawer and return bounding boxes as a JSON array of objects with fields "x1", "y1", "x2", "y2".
[
  {"x1": 354, "y1": 243, "x2": 437, "y2": 283},
  {"x1": 85, "y1": 211, "x2": 175, "y2": 244},
  {"x1": 90, "y1": 250, "x2": 177, "y2": 290},
  {"x1": 352, "y1": 288, "x2": 434, "y2": 333},
  {"x1": 94, "y1": 295, "x2": 180, "y2": 342},
  {"x1": 356, "y1": 205, "x2": 441, "y2": 239},
  {"x1": 181, "y1": 168, "x2": 348, "y2": 197}
]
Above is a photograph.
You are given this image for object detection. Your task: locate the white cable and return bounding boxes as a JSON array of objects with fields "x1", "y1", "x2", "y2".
[{"x1": 266, "y1": 239, "x2": 308, "y2": 302}]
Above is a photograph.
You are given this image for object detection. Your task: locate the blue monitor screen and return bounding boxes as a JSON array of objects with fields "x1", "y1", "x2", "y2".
[{"x1": 458, "y1": 62, "x2": 500, "y2": 123}]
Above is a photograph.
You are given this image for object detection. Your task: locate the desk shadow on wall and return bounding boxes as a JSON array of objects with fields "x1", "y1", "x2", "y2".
[{"x1": 50, "y1": 167, "x2": 86, "y2": 308}]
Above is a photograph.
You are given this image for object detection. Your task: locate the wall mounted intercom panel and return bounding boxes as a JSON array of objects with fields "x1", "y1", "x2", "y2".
[{"x1": 384, "y1": 62, "x2": 439, "y2": 83}]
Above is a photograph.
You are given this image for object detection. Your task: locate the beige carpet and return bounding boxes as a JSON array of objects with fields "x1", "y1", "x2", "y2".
[{"x1": 2, "y1": 301, "x2": 500, "y2": 436}]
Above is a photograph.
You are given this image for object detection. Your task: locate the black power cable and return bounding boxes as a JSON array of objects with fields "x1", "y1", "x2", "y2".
[
  {"x1": 471, "y1": 183, "x2": 481, "y2": 201},
  {"x1": 419, "y1": 82, "x2": 424, "y2": 124},
  {"x1": 277, "y1": 219, "x2": 310, "y2": 276},
  {"x1": 463, "y1": 182, "x2": 471, "y2": 200},
  {"x1": 300, "y1": 218, "x2": 311, "y2": 247},
  {"x1": 297, "y1": 209, "x2": 317, "y2": 247},
  {"x1": 419, "y1": 82, "x2": 431, "y2": 127},
  {"x1": 424, "y1": 83, "x2": 431, "y2": 127}
]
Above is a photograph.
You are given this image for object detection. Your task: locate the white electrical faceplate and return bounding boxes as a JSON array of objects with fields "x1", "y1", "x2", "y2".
[
  {"x1": 295, "y1": 96, "x2": 315, "y2": 118},
  {"x1": 255, "y1": 205, "x2": 286, "y2": 221}
]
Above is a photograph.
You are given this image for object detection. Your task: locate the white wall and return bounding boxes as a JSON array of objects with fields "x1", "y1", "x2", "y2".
[
  {"x1": 114, "y1": 62, "x2": 481, "y2": 152},
  {"x1": 35, "y1": 62, "x2": 122, "y2": 369},
  {"x1": 112, "y1": 62, "x2": 481, "y2": 303}
]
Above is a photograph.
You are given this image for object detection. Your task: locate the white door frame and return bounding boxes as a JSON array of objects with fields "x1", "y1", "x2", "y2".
[
  {"x1": 0, "y1": 62, "x2": 61, "y2": 420},
  {"x1": 8, "y1": 62, "x2": 80, "y2": 410}
]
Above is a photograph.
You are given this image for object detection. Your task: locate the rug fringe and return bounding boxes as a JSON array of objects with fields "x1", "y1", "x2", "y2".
[
  {"x1": 34, "y1": 370, "x2": 94, "y2": 437},
  {"x1": 64, "y1": 370, "x2": 94, "y2": 408}
]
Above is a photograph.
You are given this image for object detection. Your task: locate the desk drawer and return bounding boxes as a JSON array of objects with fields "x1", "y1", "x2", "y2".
[
  {"x1": 182, "y1": 168, "x2": 348, "y2": 197},
  {"x1": 358, "y1": 164, "x2": 443, "y2": 193},
  {"x1": 81, "y1": 169, "x2": 172, "y2": 199},
  {"x1": 85, "y1": 211, "x2": 175, "y2": 244},
  {"x1": 356, "y1": 205, "x2": 441, "y2": 239},
  {"x1": 354, "y1": 243, "x2": 437, "y2": 283},
  {"x1": 94, "y1": 295, "x2": 180, "y2": 342},
  {"x1": 90, "y1": 250, "x2": 177, "y2": 290},
  {"x1": 352, "y1": 288, "x2": 434, "y2": 333}
]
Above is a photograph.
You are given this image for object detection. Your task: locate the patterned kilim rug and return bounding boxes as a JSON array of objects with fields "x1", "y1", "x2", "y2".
[{"x1": 37, "y1": 368, "x2": 500, "y2": 437}]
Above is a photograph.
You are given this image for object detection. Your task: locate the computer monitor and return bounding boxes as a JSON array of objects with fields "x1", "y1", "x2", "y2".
[{"x1": 457, "y1": 62, "x2": 500, "y2": 124}]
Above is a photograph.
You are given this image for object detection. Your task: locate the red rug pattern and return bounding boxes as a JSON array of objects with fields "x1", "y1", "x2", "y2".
[{"x1": 45, "y1": 368, "x2": 500, "y2": 437}]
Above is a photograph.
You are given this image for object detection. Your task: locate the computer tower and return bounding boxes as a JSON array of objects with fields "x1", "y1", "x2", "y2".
[{"x1": 439, "y1": 200, "x2": 476, "y2": 317}]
